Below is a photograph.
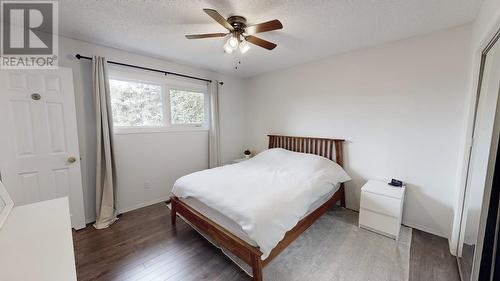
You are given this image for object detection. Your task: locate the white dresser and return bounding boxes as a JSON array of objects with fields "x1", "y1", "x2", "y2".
[
  {"x1": 359, "y1": 180, "x2": 405, "y2": 239},
  {"x1": 0, "y1": 198, "x2": 77, "y2": 281}
]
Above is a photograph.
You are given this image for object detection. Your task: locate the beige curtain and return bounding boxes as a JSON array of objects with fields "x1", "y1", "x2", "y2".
[
  {"x1": 92, "y1": 56, "x2": 117, "y2": 229},
  {"x1": 209, "y1": 81, "x2": 221, "y2": 168}
]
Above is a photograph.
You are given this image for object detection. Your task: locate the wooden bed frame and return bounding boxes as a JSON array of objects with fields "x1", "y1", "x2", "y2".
[{"x1": 170, "y1": 135, "x2": 346, "y2": 281}]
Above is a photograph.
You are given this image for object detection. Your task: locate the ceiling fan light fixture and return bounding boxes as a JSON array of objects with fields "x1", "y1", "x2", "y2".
[
  {"x1": 227, "y1": 35, "x2": 239, "y2": 49},
  {"x1": 223, "y1": 41, "x2": 234, "y2": 54},
  {"x1": 187, "y1": 9, "x2": 282, "y2": 54},
  {"x1": 239, "y1": 40, "x2": 250, "y2": 54}
]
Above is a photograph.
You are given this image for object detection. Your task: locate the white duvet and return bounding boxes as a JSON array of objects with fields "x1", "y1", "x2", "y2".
[{"x1": 172, "y1": 148, "x2": 351, "y2": 259}]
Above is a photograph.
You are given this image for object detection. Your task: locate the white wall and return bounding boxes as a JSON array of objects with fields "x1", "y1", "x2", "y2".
[
  {"x1": 58, "y1": 36, "x2": 245, "y2": 222},
  {"x1": 113, "y1": 131, "x2": 208, "y2": 213},
  {"x1": 243, "y1": 25, "x2": 473, "y2": 238},
  {"x1": 471, "y1": 0, "x2": 500, "y2": 46}
]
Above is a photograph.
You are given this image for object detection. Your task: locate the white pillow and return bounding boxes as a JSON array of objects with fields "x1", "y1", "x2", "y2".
[{"x1": 250, "y1": 148, "x2": 351, "y2": 185}]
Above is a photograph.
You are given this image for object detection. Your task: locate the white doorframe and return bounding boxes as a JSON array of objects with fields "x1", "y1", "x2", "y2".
[{"x1": 450, "y1": 17, "x2": 500, "y2": 256}]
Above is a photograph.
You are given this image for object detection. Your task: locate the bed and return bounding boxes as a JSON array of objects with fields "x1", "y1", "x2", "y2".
[{"x1": 170, "y1": 135, "x2": 349, "y2": 281}]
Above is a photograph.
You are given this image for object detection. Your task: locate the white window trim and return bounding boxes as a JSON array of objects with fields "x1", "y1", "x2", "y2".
[{"x1": 108, "y1": 68, "x2": 210, "y2": 134}]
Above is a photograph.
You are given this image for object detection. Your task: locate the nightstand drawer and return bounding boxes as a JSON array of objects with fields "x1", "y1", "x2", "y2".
[
  {"x1": 361, "y1": 191, "x2": 401, "y2": 218},
  {"x1": 359, "y1": 209, "x2": 400, "y2": 238}
]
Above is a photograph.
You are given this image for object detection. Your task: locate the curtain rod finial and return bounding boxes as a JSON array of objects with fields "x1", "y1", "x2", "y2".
[
  {"x1": 75, "y1": 54, "x2": 81, "y2": 59},
  {"x1": 218, "y1": 81, "x2": 224, "y2": 86}
]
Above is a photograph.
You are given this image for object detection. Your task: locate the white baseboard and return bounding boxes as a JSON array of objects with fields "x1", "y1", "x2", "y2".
[
  {"x1": 82, "y1": 196, "x2": 171, "y2": 226},
  {"x1": 402, "y1": 220, "x2": 449, "y2": 239},
  {"x1": 117, "y1": 196, "x2": 171, "y2": 214}
]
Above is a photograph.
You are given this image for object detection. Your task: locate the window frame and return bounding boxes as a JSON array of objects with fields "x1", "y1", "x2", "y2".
[{"x1": 108, "y1": 68, "x2": 210, "y2": 135}]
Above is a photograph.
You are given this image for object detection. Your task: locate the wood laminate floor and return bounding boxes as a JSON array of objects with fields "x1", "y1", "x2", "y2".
[
  {"x1": 74, "y1": 203, "x2": 460, "y2": 281},
  {"x1": 409, "y1": 229, "x2": 461, "y2": 281},
  {"x1": 457, "y1": 244, "x2": 474, "y2": 281}
]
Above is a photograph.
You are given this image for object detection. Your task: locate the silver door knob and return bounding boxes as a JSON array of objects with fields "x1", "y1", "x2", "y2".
[
  {"x1": 31, "y1": 93, "x2": 41, "y2": 100},
  {"x1": 67, "y1": 156, "x2": 77, "y2": 163}
]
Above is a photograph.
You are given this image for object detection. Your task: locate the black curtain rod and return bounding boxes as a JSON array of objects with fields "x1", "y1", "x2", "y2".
[{"x1": 75, "y1": 54, "x2": 213, "y2": 83}]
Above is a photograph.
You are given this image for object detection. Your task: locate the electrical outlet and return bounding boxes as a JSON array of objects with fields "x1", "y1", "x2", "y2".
[{"x1": 144, "y1": 180, "x2": 152, "y2": 189}]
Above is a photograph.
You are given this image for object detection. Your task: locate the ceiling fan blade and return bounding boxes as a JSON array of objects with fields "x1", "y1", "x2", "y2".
[
  {"x1": 245, "y1": 35, "x2": 277, "y2": 50},
  {"x1": 185, "y1": 33, "x2": 227, "y2": 39},
  {"x1": 245, "y1": 20, "x2": 283, "y2": 35},
  {"x1": 203, "y1": 9, "x2": 234, "y2": 31}
]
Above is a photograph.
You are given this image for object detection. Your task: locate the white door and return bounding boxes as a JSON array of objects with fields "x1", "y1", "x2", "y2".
[{"x1": 0, "y1": 67, "x2": 85, "y2": 229}]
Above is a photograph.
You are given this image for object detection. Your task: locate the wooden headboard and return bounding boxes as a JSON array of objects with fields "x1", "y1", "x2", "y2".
[{"x1": 268, "y1": 135, "x2": 345, "y2": 167}]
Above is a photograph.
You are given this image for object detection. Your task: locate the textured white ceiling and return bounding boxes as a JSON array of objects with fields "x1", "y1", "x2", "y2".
[{"x1": 59, "y1": 0, "x2": 482, "y2": 78}]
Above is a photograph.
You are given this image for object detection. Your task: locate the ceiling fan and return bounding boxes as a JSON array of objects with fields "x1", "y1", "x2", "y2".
[{"x1": 185, "y1": 9, "x2": 283, "y2": 54}]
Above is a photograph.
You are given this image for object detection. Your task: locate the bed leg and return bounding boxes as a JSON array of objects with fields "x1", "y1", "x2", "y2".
[
  {"x1": 340, "y1": 184, "x2": 346, "y2": 208},
  {"x1": 170, "y1": 198, "x2": 177, "y2": 226},
  {"x1": 251, "y1": 254, "x2": 263, "y2": 281}
]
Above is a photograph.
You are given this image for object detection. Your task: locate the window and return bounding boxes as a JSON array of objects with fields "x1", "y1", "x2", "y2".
[
  {"x1": 110, "y1": 79, "x2": 163, "y2": 127},
  {"x1": 109, "y1": 70, "x2": 208, "y2": 133},
  {"x1": 170, "y1": 89, "x2": 205, "y2": 125}
]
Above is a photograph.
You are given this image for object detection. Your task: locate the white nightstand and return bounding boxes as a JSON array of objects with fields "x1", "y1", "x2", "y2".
[{"x1": 359, "y1": 180, "x2": 405, "y2": 239}]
